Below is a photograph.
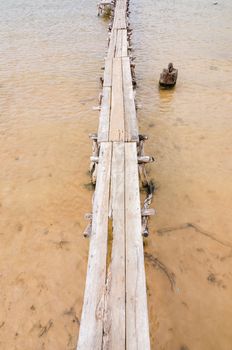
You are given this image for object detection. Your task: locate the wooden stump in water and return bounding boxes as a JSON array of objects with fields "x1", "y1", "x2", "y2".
[{"x1": 159, "y1": 63, "x2": 178, "y2": 88}]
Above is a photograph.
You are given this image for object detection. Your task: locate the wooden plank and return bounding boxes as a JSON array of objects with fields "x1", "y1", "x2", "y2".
[
  {"x1": 107, "y1": 30, "x2": 117, "y2": 59},
  {"x1": 121, "y1": 29, "x2": 128, "y2": 57},
  {"x1": 109, "y1": 58, "x2": 124, "y2": 141},
  {"x1": 113, "y1": 7, "x2": 127, "y2": 29},
  {"x1": 113, "y1": 14, "x2": 119, "y2": 29},
  {"x1": 98, "y1": 87, "x2": 111, "y2": 142},
  {"x1": 103, "y1": 142, "x2": 125, "y2": 349},
  {"x1": 115, "y1": 30, "x2": 122, "y2": 58},
  {"x1": 120, "y1": 10, "x2": 126, "y2": 29},
  {"x1": 77, "y1": 142, "x2": 112, "y2": 350},
  {"x1": 121, "y1": 16, "x2": 127, "y2": 29},
  {"x1": 115, "y1": 29, "x2": 128, "y2": 57},
  {"x1": 100, "y1": 0, "x2": 111, "y2": 4},
  {"x1": 113, "y1": 6, "x2": 127, "y2": 29},
  {"x1": 103, "y1": 59, "x2": 113, "y2": 87},
  {"x1": 125, "y1": 143, "x2": 150, "y2": 350},
  {"x1": 122, "y1": 57, "x2": 138, "y2": 141}
]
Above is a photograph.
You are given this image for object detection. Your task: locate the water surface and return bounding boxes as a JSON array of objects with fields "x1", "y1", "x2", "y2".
[{"x1": 131, "y1": 0, "x2": 232, "y2": 349}]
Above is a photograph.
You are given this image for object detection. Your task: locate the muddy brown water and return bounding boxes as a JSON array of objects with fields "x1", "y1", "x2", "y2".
[{"x1": 0, "y1": 0, "x2": 232, "y2": 349}]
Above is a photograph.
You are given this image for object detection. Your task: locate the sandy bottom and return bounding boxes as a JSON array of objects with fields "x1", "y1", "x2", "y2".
[
  {"x1": 143, "y1": 121, "x2": 232, "y2": 350},
  {"x1": 0, "y1": 117, "x2": 94, "y2": 350},
  {"x1": 1, "y1": 94, "x2": 232, "y2": 350}
]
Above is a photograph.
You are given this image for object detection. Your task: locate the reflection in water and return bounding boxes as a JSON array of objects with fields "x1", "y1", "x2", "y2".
[
  {"x1": 158, "y1": 87, "x2": 176, "y2": 114},
  {"x1": 0, "y1": 0, "x2": 232, "y2": 349}
]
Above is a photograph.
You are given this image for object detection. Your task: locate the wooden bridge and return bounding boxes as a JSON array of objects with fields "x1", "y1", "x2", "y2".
[{"x1": 77, "y1": 0, "x2": 152, "y2": 348}]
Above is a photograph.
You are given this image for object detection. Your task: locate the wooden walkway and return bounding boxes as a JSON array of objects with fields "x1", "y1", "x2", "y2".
[{"x1": 77, "y1": 0, "x2": 151, "y2": 348}]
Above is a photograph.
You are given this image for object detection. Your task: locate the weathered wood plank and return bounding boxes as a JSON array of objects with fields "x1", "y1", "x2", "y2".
[
  {"x1": 98, "y1": 87, "x2": 111, "y2": 142},
  {"x1": 120, "y1": 10, "x2": 126, "y2": 29},
  {"x1": 122, "y1": 57, "x2": 138, "y2": 141},
  {"x1": 77, "y1": 143, "x2": 112, "y2": 350},
  {"x1": 121, "y1": 29, "x2": 128, "y2": 57},
  {"x1": 108, "y1": 30, "x2": 117, "y2": 59},
  {"x1": 113, "y1": 15, "x2": 120, "y2": 29},
  {"x1": 100, "y1": 0, "x2": 112, "y2": 4},
  {"x1": 103, "y1": 59, "x2": 113, "y2": 87},
  {"x1": 125, "y1": 143, "x2": 150, "y2": 350},
  {"x1": 103, "y1": 142, "x2": 125, "y2": 349},
  {"x1": 115, "y1": 29, "x2": 128, "y2": 57},
  {"x1": 109, "y1": 58, "x2": 124, "y2": 141},
  {"x1": 115, "y1": 30, "x2": 122, "y2": 58},
  {"x1": 113, "y1": 6, "x2": 127, "y2": 29}
]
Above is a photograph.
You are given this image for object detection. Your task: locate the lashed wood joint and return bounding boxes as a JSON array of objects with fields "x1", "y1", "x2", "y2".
[
  {"x1": 141, "y1": 193, "x2": 155, "y2": 238},
  {"x1": 90, "y1": 156, "x2": 99, "y2": 164},
  {"x1": 89, "y1": 134, "x2": 100, "y2": 185},
  {"x1": 141, "y1": 208, "x2": 155, "y2": 216},
  {"x1": 138, "y1": 156, "x2": 155, "y2": 164}
]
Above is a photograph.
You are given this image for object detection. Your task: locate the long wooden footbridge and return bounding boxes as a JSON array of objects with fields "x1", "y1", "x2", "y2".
[{"x1": 77, "y1": 0, "x2": 153, "y2": 348}]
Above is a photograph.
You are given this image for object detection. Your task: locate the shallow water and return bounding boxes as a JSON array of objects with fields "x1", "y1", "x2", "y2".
[
  {"x1": 131, "y1": 0, "x2": 232, "y2": 349},
  {"x1": 0, "y1": 0, "x2": 232, "y2": 349}
]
